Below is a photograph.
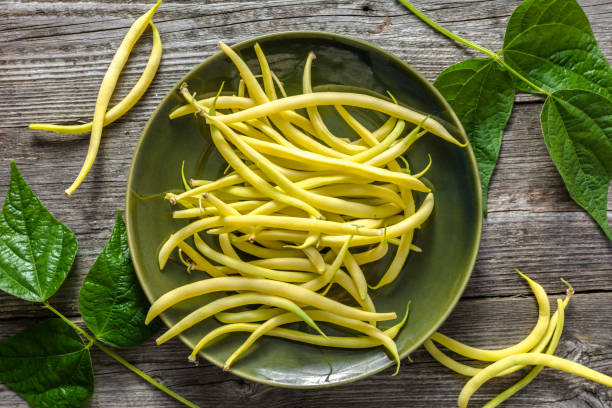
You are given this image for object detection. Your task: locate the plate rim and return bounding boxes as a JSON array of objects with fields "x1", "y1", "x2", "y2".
[{"x1": 125, "y1": 30, "x2": 482, "y2": 388}]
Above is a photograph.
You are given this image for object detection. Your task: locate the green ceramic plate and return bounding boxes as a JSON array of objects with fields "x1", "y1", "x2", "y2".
[{"x1": 126, "y1": 31, "x2": 482, "y2": 388}]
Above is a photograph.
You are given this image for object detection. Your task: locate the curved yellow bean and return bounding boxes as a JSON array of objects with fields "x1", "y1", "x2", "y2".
[
  {"x1": 302, "y1": 246, "x2": 326, "y2": 274},
  {"x1": 156, "y1": 292, "x2": 325, "y2": 344},
  {"x1": 312, "y1": 184, "x2": 405, "y2": 210},
  {"x1": 211, "y1": 91, "x2": 463, "y2": 146},
  {"x1": 483, "y1": 298, "x2": 566, "y2": 408},
  {"x1": 169, "y1": 96, "x2": 256, "y2": 119},
  {"x1": 223, "y1": 309, "x2": 399, "y2": 372},
  {"x1": 430, "y1": 270, "x2": 550, "y2": 361},
  {"x1": 335, "y1": 104, "x2": 378, "y2": 146},
  {"x1": 302, "y1": 51, "x2": 366, "y2": 154},
  {"x1": 338, "y1": 249, "x2": 368, "y2": 300},
  {"x1": 215, "y1": 266, "x2": 376, "y2": 327},
  {"x1": 238, "y1": 135, "x2": 429, "y2": 191},
  {"x1": 458, "y1": 353, "x2": 612, "y2": 408},
  {"x1": 221, "y1": 41, "x2": 349, "y2": 160},
  {"x1": 29, "y1": 22, "x2": 162, "y2": 134},
  {"x1": 246, "y1": 193, "x2": 433, "y2": 248},
  {"x1": 230, "y1": 235, "x2": 305, "y2": 259},
  {"x1": 194, "y1": 303, "x2": 410, "y2": 362},
  {"x1": 247, "y1": 257, "x2": 318, "y2": 272},
  {"x1": 145, "y1": 276, "x2": 397, "y2": 324},
  {"x1": 65, "y1": 1, "x2": 161, "y2": 195},
  {"x1": 177, "y1": 241, "x2": 227, "y2": 278},
  {"x1": 172, "y1": 201, "x2": 264, "y2": 219},
  {"x1": 301, "y1": 236, "x2": 352, "y2": 292},
  {"x1": 352, "y1": 238, "x2": 388, "y2": 264},
  {"x1": 193, "y1": 233, "x2": 315, "y2": 282},
  {"x1": 216, "y1": 308, "x2": 285, "y2": 324},
  {"x1": 180, "y1": 86, "x2": 322, "y2": 219},
  {"x1": 424, "y1": 281, "x2": 573, "y2": 379}
]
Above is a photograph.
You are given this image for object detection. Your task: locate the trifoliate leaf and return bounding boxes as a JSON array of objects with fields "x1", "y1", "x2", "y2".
[
  {"x1": 434, "y1": 58, "x2": 515, "y2": 214},
  {"x1": 0, "y1": 319, "x2": 94, "y2": 408},
  {"x1": 540, "y1": 90, "x2": 612, "y2": 240},
  {"x1": 0, "y1": 161, "x2": 78, "y2": 302},
  {"x1": 78, "y1": 210, "x2": 161, "y2": 348}
]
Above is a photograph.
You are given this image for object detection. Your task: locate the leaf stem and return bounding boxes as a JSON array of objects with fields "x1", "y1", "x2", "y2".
[
  {"x1": 42, "y1": 302, "x2": 94, "y2": 341},
  {"x1": 397, "y1": 0, "x2": 551, "y2": 96},
  {"x1": 42, "y1": 302, "x2": 200, "y2": 408},
  {"x1": 93, "y1": 342, "x2": 200, "y2": 408}
]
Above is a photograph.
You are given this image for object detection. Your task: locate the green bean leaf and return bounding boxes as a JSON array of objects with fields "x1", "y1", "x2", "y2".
[
  {"x1": 540, "y1": 89, "x2": 612, "y2": 240},
  {"x1": 434, "y1": 58, "x2": 515, "y2": 214},
  {"x1": 0, "y1": 319, "x2": 94, "y2": 408},
  {"x1": 504, "y1": 0, "x2": 593, "y2": 47},
  {"x1": 78, "y1": 210, "x2": 161, "y2": 348},
  {"x1": 503, "y1": 11, "x2": 612, "y2": 98},
  {"x1": 0, "y1": 161, "x2": 78, "y2": 302}
]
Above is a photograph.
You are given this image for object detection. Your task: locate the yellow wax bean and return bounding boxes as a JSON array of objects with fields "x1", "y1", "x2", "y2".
[
  {"x1": 230, "y1": 236, "x2": 304, "y2": 258},
  {"x1": 216, "y1": 308, "x2": 286, "y2": 324},
  {"x1": 180, "y1": 86, "x2": 322, "y2": 219},
  {"x1": 335, "y1": 104, "x2": 379, "y2": 146},
  {"x1": 170, "y1": 95, "x2": 313, "y2": 134},
  {"x1": 171, "y1": 173, "x2": 245, "y2": 202},
  {"x1": 211, "y1": 91, "x2": 463, "y2": 146},
  {"x1": 248, "y1": 257, "x2": 318, "y2": 272},
  {"x1": 302, "y1": 246, "x2": 326, "y2": 274},
  {"x1": 156, "y1": 292, "x2": 325, "y2": 344},
  {"x1": 458, "y1": 353, "x2": 612, "y2": 408},
  {"x1": 220, "y1": 41, "x2": 349, "y2": 160},
  {"x1": 430, "y1": 270, "x2": 550, "y2": 361},
  {"x1": 301, "y1": 236, "x2": 352, "y2": 292},
  {"x1": 193, "y1": 304, "x2": 410, "y2": 362},
  {"x1": 424, "y1": 282, "x2": 573, "y2": 379},
  {"x1": 177, "y1": 241, "x2": 227, "y2": 278},
  {"x1": 223, "y1": 309, "x2": 399, "y2": 372},
  {"x1": 338, "y1": 249, "x2": 368, "y2": 300},
  {"x1": 145, "y1": 276, "x2": 397, "y2": 324},
  {"x1": 302, "y1": 51, "x2": 367, "y2": 154},
  {"x1": 169, "y1": 96, "x2": 256, "y2": 119},
  {"x1": 364, "y1": 131, "x2": 427, "y2": 168},
  {"x1": 254, "y1": 43, "x2": 277, "y2": 100},
  {"x1": 377, "y1": 154, "x2": 417, "y2": 289},
  {"x1": 312, "y1": 184, "x2": 405, "y2": 210},
  {"x1": 193, "y1": 233, "x2": 315, "y2": 282},
  {"x1": 172, "y1": 201, "x2": 264, "y2": 219},
  {"x1": 483, "y1": 298, "x2": 567, "y2": 408},
  {"x1": 218, "y1": 233, "x2": 240, "y2": 260},
  {"x1": 245, "y1": 193, "x2": 433, "y2": 248},
  {"x1": 238, "y1": 135, "x2": 430, "y2": 191},
  {"x1": 347, "y1": 119, "x2": 407, "y2": 163},
  {"x1": 65, "y1": 1, "x2": 161, "y2": 195},
  {"x1": 30, "y1": 22, "x2": 162, "y2": 134},
  {"x1": 352, "y1": 238, "x2": 389, "y2": 265}
]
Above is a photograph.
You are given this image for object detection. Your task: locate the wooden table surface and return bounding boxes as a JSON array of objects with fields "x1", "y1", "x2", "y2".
[{"x1": 1, "y1": 0, "x2": 611, "y2": 407}]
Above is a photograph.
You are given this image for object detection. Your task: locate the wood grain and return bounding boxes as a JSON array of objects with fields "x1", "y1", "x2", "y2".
[
  {"x1": 0, "y1": 0, "x2": 611, "y2": 407},
  {"x1": 1, "y1": 293, "x2": 610, "y2": 407}
]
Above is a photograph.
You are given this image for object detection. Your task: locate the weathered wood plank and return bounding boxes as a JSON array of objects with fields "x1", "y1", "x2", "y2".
[
  {"x1": 0, "y1": 0, "x2": 611, "y2": 407},
  {"x1": 1, "y1": 293, "x2": 610, "y2": 407}
]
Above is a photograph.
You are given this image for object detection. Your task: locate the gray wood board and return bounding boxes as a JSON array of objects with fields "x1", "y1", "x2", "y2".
[{"x1": 1, "y1": 0, "x2": 611, "y2": 407}]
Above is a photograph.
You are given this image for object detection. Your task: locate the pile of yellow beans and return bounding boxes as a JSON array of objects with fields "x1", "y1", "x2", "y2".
[{"x1": 147, "y1": 41, "x2": 464, "y2": 372}]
